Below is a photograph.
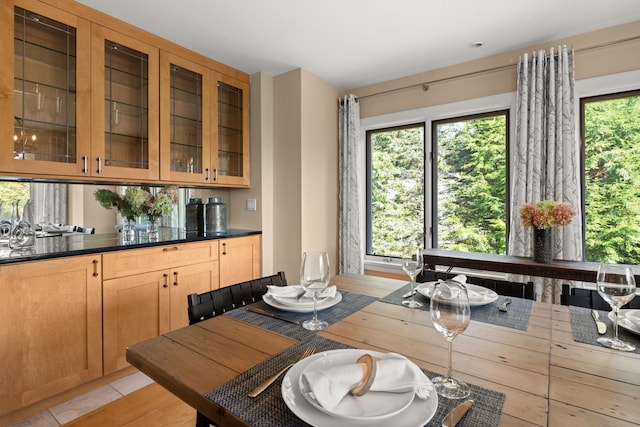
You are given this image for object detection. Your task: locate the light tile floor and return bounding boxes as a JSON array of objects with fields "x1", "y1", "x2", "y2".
[{"x1": 9, "y1": 372, "x2": 154, "y2": 427}]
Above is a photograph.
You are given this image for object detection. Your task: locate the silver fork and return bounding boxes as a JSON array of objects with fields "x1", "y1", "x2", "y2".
[
  {"x1": 248, "y1": 346, "x2": 315, "y2": 397},
  {"x1": 498, "y1": 298, "x2": 512, "y2": 312}
]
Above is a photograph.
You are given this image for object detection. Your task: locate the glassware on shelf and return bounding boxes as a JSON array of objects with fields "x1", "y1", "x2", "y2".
[
  {"x1": 121, "y1": 218, "x2": 136, "y2": 245},
  {"x1": 0, "y1": 204, "x2": 11, "y2": 245},
  {"x1": 9, "y1": 200, "x2": 36, "y2": 251},
  {"x1": 146, "y1": 216, "x2": 160, "y2": 242}
]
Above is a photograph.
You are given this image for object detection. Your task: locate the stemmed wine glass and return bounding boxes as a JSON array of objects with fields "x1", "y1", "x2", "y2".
[
  {"x1": 430, "y1": 280, "x2": 471, "y2": 399},
  {"x1": 596, "y1": 263, "x2": 636, "y2": 352},
  {"x1": 300, "y1": 251, "x2": 331, "y2": 331},
  {"x1": 402, "y1": 248, "x2": 424, "y2": 308}
]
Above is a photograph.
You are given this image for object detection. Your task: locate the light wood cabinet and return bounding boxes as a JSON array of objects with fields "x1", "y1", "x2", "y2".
[
  {"x1": 159, "y1": 52, "x2": 251, "y2": 187},
  {"x1": 0, "y1": 0, "x2": 92, "y2": 177},
  {"x1": 1, "y1": 0, "x2": 250, "y2": 187},
  {"x1": 159, "y1": 51, "x2": 212, "y2": 184},
  {"x1": 90, "y1": 23, "x2": 160, "y2": 181},
  {"x1": 102, "y1": 241, "x2": 218, "y2": 374},
  {"x1": 219, "y1": 234, "x2": 260, "y2": 287},
  {"x1": 0, "y1": 254, "x2": 102, "y2": 415},
  {"x1": 213, "y1": 73, "x2": 250, "y2": 187}
]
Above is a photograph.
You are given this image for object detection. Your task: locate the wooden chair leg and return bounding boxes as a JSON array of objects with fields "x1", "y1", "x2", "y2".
[{"x1": 196, "y1": 411, "x2": 215, "y2": 427}]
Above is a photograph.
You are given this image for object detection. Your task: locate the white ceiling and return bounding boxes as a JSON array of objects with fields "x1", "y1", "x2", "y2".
[{"x1": 75, "y1": 0, "x2": 640, "y2": 90}]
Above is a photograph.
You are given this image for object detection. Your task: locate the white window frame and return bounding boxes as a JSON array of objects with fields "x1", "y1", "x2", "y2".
[{"x1": 360, "y1": 92, "x2": 516, "y2": 273}]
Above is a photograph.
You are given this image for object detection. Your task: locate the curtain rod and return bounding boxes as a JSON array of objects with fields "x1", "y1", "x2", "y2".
[{"x1": 357, "y1": 35, "x2": 640, "y2": 100}]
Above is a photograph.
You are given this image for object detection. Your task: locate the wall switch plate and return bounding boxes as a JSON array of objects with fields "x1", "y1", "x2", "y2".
[{"x1": 247, "y1": 198, "x2": 257, "y2": 211}]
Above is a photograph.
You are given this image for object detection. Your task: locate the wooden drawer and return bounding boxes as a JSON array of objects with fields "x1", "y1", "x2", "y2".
[{"x1": 102, "y1": 241, "x2": 218, "y2": 280}]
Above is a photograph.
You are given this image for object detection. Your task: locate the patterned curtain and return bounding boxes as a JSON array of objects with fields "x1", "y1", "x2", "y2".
[
  {"x1": 338, "y1": 94, "x2": 363, "y2": 274},
  {"x1": 30, "y1": 182, "x2": 67, "y2": 225},
  {"x1": 508, "y1": 45, "x2": 583, "y2": 303}
]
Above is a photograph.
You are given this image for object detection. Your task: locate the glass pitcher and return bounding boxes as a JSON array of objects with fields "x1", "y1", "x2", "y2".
[{"x1": 9, "y1": 199, "x2": 36, "y2": 250}]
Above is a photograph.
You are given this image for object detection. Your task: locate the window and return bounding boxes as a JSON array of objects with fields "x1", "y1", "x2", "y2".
[
  {"x1": 581, "y1": 90, "x2": 640, "y2": 264},
  {"x1": 366, "y1": 123, "x2": 425, "y2": 258},
  {"x1": 432, "y1": 111, "x2": 508, "y2": 254},
  {"x1": 0, "y1": 182, "x2": 30, "y2": 219},
  {"x1": 365, "y1": 111, "x2": 509, "y2": 260}
]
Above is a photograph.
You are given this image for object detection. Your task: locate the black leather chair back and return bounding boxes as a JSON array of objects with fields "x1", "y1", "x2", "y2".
[{"x1": 187, "y1": 271, "x2": 287, "y2": 325}]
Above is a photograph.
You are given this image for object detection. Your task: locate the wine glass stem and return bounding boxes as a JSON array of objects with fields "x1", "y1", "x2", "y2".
[
  {"x1": 312, "y1": 294, "x2": 318, "y2": 322},
  {"x1": 447, "y1": 339, "x2": 453, "y2": 380},
  {"x1": 409, "y1": 276, "x2": 416, "y2": 303},
  {"x1": 613, "y1": 306, "x2": 620, "y2": 341}
]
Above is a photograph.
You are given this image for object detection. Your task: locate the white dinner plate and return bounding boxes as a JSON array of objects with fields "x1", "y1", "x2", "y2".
[
  {"x1": 282, "y1": 349, "x2": 438, "y2": 427},
  {"x1": 416, "y1": 281, "x2": 499, "y2": 307},
  {"x1": 608, "y1": 309, "x2": 640, "y2": 335},
  {"x1": 263, "y1": 292, "x2": 342, "y2": 313},
  {"x1": 298, "y1": 350, "x2": 415, "y2": 421}
]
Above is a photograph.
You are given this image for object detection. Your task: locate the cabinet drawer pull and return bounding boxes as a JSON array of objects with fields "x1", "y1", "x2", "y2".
[
  {"x1": 162, "y1": 246, "x2": 179, "y2": 252},
  {"x1": 163, "y1": 273, "x2": 169, "y2": 288},
  {"x1": 92, "y1": 259, "x2": 99, "y2": 277}
]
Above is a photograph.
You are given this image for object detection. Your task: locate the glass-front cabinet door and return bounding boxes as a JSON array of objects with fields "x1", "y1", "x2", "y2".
[
  {"x1": 159, "y1": 51, "x2": 211, "y2": 184},
  {"x1": 0, "y1": 1, "x2": 91, "y2": 177},
  {"x1": 91, "y1": 24, "x2": 159, "y2": 181},
  {"x1": 213, "y1": 74, "x2": 250, "y2": 187}
]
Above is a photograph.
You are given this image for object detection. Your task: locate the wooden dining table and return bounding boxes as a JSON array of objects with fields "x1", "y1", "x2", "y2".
[{"x1": 125, "y1": 274, "x2": 640, "y2": 426}]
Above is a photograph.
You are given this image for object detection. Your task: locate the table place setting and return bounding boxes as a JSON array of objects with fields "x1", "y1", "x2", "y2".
[
  {"x1": 205, "y1": 335, "x2": 505, "y2": 427},
  {"x1": 224, "y1": 291, "x2": 377, "y2": 340},
  {"x1": 568, "y1": 306, "x2": 640, "y2": 354},
  {"x1": 379, "y1": 275, "x2": 533, "y2": 331},
  {"x1": 569, "y1": 263, "x2": 640, "y2": 353}
]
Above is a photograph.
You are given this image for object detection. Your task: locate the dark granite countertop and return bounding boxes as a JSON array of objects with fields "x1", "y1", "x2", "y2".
[{"x1": 0, "y1": 228, "x2": 261, "y2": 264}]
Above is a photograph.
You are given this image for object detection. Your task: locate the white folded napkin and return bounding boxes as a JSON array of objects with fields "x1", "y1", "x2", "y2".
[
  {"x1": 300, "y1": 353, "x2": 433, "y2": 411},
  {"x1": 267, "y1": 285, "x2": 337, "y2": 303},
  {"x1": 444, "y1": 275, "x2": 484, "y2": 300}
]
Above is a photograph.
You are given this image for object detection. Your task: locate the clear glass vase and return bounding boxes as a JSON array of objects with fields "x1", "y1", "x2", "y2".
[
  {"x1": 146, "y1": 216, "x2": 160, "y2": 242},
  {"x1": 122, "y1": 218, "x2": 136, "y2": 244}
]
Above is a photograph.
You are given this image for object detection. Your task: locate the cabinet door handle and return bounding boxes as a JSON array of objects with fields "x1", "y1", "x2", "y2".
[
  {"x1": 92, "y1": 259, "x2": 99, "y2": 277},
  {"x1": 163, "y1": 273, "x2": 169, "y2": 288},
  {"x1": 173, "y1": 271, "x2": 178, "y2": 286},
  {"x1": 82, "y1": 156, "x2": 88, "y2": 173},
  {"x1": 96, "y1": 157, "x2": 103, "y2": 174},
  {"x1": 205, "y1": 168, "x2": 210, "y2": 181},
  {"x1": 213, "y1": 168, "x2": 218, "y2": 181},
  {"x1": 222, "y1": 242, "x2": 226, "y2": 255}
]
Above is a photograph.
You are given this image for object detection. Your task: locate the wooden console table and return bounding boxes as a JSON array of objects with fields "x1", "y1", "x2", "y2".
[{"x1": 422, "y1": 248, "x2": 640, "y2": 283}]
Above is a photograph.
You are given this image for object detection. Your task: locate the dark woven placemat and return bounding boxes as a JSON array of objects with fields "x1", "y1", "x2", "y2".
[
  {"x1": 224, "y1": 291, "x2": 377, "y2": 340},
  {"x1": 205, "y1": 335, "x2": 504, "y2": 427},
  {"x1": 380, "y1": 283, "x2": 532, "y2": 331},
  {"x1": 568, "y1": 305, "x2": 640, "y2": 354}
]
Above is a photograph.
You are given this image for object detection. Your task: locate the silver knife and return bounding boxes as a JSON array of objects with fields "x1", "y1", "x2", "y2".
[
  {"x1": 442, "y1": 399, "x2": 473, "y2": 427},
  {"x1": 247, "y1": 306, "x2": 300, "y2": 325},
  {"x1": 591, "y1": 309, "x2": 607, "y2": 335},
  {"x1": 402, "y1": 287, "x2": 417, "y2": 298}
]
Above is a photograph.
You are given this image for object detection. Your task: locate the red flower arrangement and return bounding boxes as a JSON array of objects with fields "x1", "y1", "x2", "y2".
[{"x1": 520, "y1": 200, "x2": 575, "y2": 230}]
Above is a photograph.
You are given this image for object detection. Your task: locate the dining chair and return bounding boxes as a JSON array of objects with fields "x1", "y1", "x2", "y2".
[
  {"x1": 187, "y1": 271, "x2": 287, "y2": 325},
  {"x1": 560, "y1": 284, "x2": 640, "y2": 310},
  {"x1": 187, "y1": 271, "x2": 287, "y2": 427},
  {"x1": 419, "y1": 269, "x2": 537, "y2": 300}
]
